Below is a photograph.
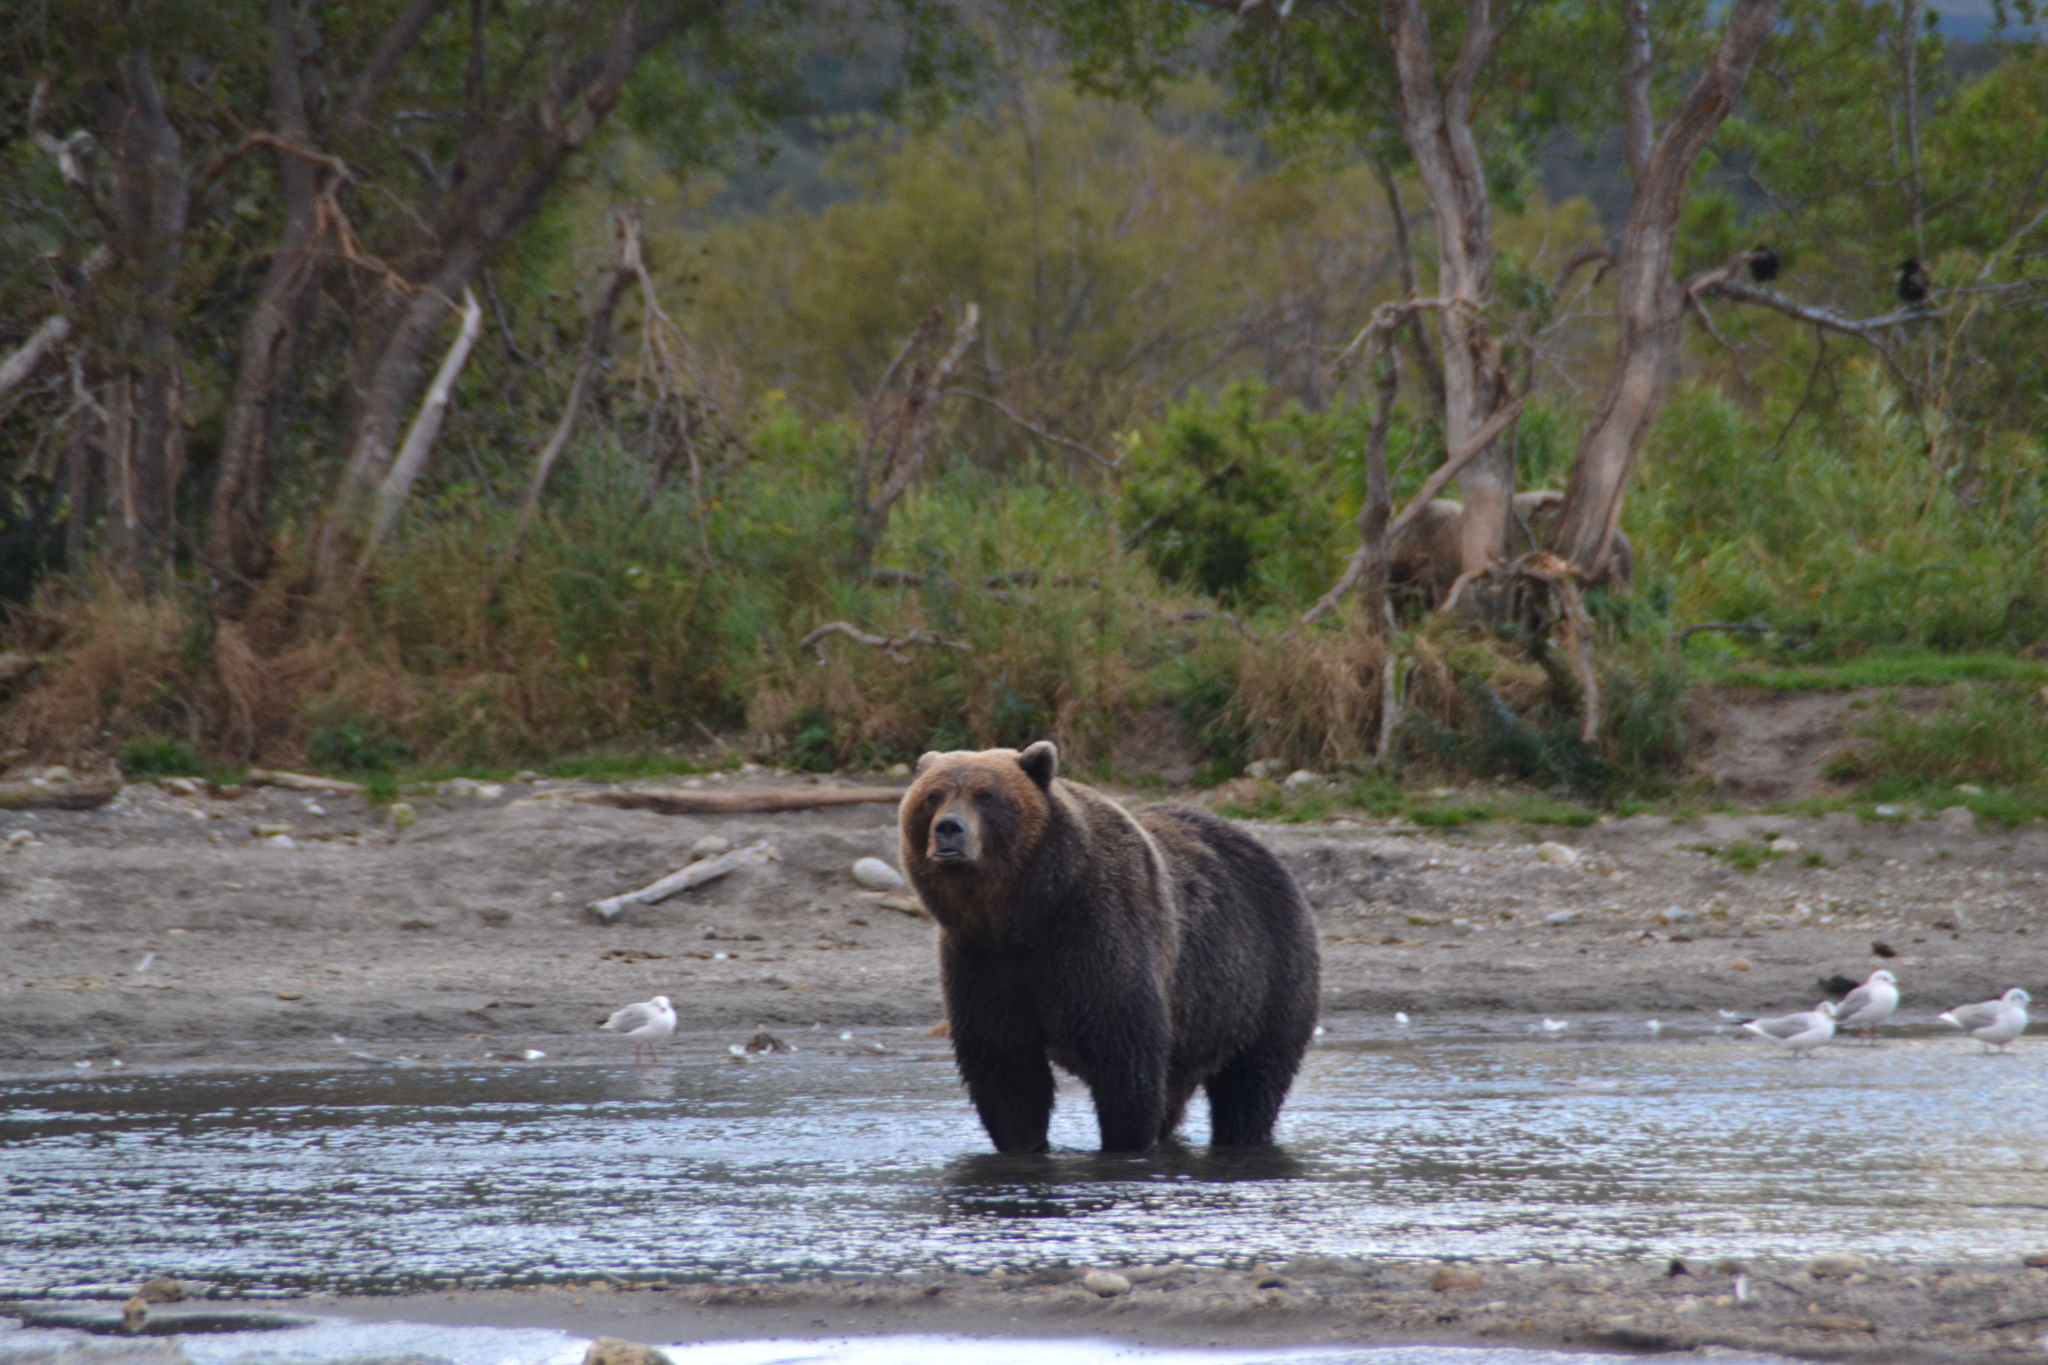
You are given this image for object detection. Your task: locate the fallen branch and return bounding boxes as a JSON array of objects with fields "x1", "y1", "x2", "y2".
[
  {"x1": 245, "y1": 768, "x2": 367, "y2": 795},
  {"x1": 798, "y1": 621, "x2": 968, "y2": 664},
  {"x1": 0, "y1": 779, "x2": 120, "y2": 811},
  {"x1": 574, "y1": 786, "x2": 906, "y2": 816},
  {"x1": 589, "y1": 841, "x2": 778, "y2": 921}
]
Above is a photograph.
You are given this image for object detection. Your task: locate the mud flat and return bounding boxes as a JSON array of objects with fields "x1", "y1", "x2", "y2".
[{"x1": 2, "y1": 772, "x2": 2045, "y2": 1070}]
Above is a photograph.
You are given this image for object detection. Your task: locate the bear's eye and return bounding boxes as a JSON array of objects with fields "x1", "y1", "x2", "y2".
[
  {"x1": 973, "y1": 790, "x2": 995, "y2": 806},
  {"x1": 923, "y1": 790, "x2": 943, "y2": 808}
]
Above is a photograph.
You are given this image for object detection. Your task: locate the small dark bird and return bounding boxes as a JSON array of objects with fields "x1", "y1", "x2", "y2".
[
  {"x1": 1897, "y1": 258, "x2": 1931, "y2": 304},
  {"x1": 1747, "y1": 244, "x2": 1780, "y2": 283}
]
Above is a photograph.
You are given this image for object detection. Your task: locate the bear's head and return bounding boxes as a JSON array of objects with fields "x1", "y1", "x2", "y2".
[{"x1": 900, "y1": 741, "x2": 1058, "y2": 882}]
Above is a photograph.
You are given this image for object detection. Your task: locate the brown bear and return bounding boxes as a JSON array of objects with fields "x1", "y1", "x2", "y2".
[
  {"x1": 1389, "y1": 490, "x2": 1635, "y2": 607},
  {"x1": 900, "y1": 741, "x2": 1321, "y2": 1154}
]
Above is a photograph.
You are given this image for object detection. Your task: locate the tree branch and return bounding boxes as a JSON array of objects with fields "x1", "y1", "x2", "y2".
[{"x1": 0, "y1": 315, "x2": 72, "y2": 399}]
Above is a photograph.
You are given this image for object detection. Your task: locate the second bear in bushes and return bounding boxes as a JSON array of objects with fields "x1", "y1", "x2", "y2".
[{"x1": 900, "y1": 741, "x2": 1320, "y2": 1153}]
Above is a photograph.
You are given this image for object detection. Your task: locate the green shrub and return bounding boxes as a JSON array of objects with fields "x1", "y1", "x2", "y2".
[
  {"x1": 116, "y1": 735, "x2": 202, "y2": 779},
  {"x1": 306, "y1": 713, "x2": 415, "y2": 774}
]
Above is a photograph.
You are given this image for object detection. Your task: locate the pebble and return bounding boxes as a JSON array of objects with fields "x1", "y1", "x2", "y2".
[
  {"x1": 251, "y1": 822, "x2": 294, "y2": 838},
  {"x1": 584, "y1": 1339, "x2": 669, "y2": 1365},
  {"x1": 885, "y1": 763, "x2": 912, "y2": 779},
  {"x1": 1083, "y1": 1270, "x2": 1132, "y2": 1297},
  {"x1": 387, "y1": 802, "x2": 416, "y2": 828},
  {"x1": 1807, "y1": 1253, "x2": 1870, "y2": 1278},
  {"x1": 2025, "y1": 1253, "x2": 2048, "y2": 1269},
  {"x1": 1956, "y1": 783, "x2": 1984, "y2": 796},
  {"x1": 1768, "y1": 838, "x2": 1800, "y2": 854},
  {"x1": 690, "y1": 835, "x2": 733, "y2": 859},
  {"x1": 264, "y1": 834, "x2": 297, "y2": 850},
  {"x1": 1938, "y1": 805, "x2": 1976, "y2": 831},
  {"x1": 852, "y1": 857, "x2": 908, "y2": 892},
  {"x1": 1543, "y1": 910, "x2": 1579, "y2": 925},
  {"x1": 1246, "y1": 759, "x2": 1285, "y2": 780},
  {"x1": 1282, "y1": 769, "x2": 1322, "y2": 788},
  {"x1": 138, "y1": 1278, "x2": 185, "y2": 1303},
  {"x1": 1728, "y1": 957, "x2": 1754, "y2": 971},
  {"x1": 1431, "y1": 1265, "x2": 1484, "y2": 1292},
  {"x1": 1534, "y1": 842, "x2": 1578, "y2": 865}
]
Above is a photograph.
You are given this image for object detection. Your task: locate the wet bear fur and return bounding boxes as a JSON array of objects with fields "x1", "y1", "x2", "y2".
[
  {"x1": 900, "y1": 741, "x2": 1321, "y2": 1153},
  {"x1": 1390, "y1": 490, "x2": 1634, "y2": 608}
]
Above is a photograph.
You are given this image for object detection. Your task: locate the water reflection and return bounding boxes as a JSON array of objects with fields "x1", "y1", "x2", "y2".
[{"x1": 2, "y1": 1034, "x2": 2043, "y2": 1293}]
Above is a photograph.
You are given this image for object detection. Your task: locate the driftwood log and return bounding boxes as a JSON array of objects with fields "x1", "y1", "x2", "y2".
[
  {"x1": 574, "y1": 786, "x2": 906, "y2": 816},
  {"x1": 0, "y1": 779, "x2": 120, "y2": 811},
  {"x1": 589, "y1": 841, "x2": 778, "y2": 921},
  {"x1": 245, "y1": 769, "x2": 367, "y2": 795}
]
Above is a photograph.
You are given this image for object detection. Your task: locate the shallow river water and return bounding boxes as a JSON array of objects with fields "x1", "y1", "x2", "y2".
[{"x1": 3, "y1": 1029, "x2": 2044, "y2": 1295}]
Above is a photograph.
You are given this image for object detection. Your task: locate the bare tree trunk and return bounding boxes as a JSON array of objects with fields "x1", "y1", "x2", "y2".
[
  {"x1": 1552, "y1": 0, "x2": 1782, "y2": 576},
  {"x1": 355, "y1": 289, "x2": 484, "y2": 577},
  {"x1": 854, "y1": 305, "x2": 981, "y2": 568},
  {"x1": 208, "y1": 0, "x2": 326, "y2": 606},
  {"x1": 1367, "y1": 154, "x2": 1445, "y2": 415},
  {"x1": 513, "y1": 216, "x2": 641, "y2": 534},
  {"x1": 317, "y1": 0, "x2": 661, "y2": 591},
  {"x1": 94, "y1": 49, "x2": 190, "y2": 587},
  {"x1": 1377, "y1": 0, "x2": 1513, "y2": 584}
]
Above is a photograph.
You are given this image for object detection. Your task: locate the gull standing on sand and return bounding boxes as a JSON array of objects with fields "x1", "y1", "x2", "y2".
[
  {"x1": 1742, "y1": 1000, "x2": 1837, "y2": 1059},
  {"x1": 599, "y1": 995, "x2": 676, "y2": 1064},
  {"x1": 1832, "y1": 969, "x2": 1900, "y2": 1044},
  {"x1": 1938, "y1": 988, "x2": 2030, "y2": 1053}
]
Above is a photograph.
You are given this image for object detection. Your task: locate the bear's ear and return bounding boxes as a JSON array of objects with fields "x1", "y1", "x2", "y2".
[
  {"x1": 915, "y1": 751, "x2": 943, "y2": 775},
  {"x1": 1017, "y1": 740, "x2": 1058, "y2": 790}
]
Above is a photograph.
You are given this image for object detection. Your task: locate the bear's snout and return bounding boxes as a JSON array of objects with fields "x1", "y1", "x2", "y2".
[{"x1": 930, "y1": 811, "x2": 975, "y2": 861}]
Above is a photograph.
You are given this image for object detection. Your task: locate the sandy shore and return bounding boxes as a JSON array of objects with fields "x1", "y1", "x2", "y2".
[
  {"x1": 2, "y1": 772, "x2": 2044, "y2": 1071},
  {"x1": 17, "y1": 1256, "x2": 2042, "y2": 1365}
]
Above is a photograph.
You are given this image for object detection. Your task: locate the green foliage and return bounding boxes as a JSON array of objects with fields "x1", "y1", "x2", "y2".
[
  {"x1": 115, "y1": 736, "x2": 202, "y2": 780},
  {"x1": 1832, "y1": 684, "x2": 2048, "y2": 790},
  {"x1": 1720, "y1": 839, "x2": 1783, "y2": 872},
  {"x1": 1631, "y1": 380, "x2": 2048, "y2": 655},
  {"x1": 1120, "y1": 384, "x2": 1351, "y2": 605},
  {"x1": 306, "y1": 714, "x2": 415, "y2": 775}
]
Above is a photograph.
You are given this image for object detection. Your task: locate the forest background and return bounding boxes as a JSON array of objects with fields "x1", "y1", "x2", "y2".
[{"x1": 2, "y1": 0, "x2": 2047, "y2": 816}]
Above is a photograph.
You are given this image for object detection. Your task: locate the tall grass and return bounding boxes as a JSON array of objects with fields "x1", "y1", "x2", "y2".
[{"x1": 1634, "y1": 371, "x2": 2048, "y2": 654}]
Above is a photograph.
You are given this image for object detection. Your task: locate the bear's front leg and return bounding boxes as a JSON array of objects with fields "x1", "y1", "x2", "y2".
[
  {"x1": 955, "y1": 1039, "x2": 1055, "y2": 1152},
  {"x1": 1070, "y1": 999, "x2": 1171, "y2": 1153}
]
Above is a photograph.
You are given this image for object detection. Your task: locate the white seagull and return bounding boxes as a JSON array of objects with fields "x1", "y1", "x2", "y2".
[
  {"x1": 1938, "y1": 987, "x2": 2031, "y2": 1054},
  {"x1": 1742, "y1": 1000, "x2": 1837, "y2": 1059},
  {"x1": 599, "y1": 995, "x2": 676, "y2": 1064},
  {"x1": 1832, "y1": 969, "x2": 1900, "y2": 1044}
]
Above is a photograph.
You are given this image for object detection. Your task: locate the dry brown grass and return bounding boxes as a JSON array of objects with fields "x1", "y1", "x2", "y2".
[{"x1": 1233, "y1": 625, "x2": 1388, "y2": 770}]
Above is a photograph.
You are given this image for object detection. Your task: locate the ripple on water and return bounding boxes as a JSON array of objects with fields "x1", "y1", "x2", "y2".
[{"x1": 1, "y1": 1034, "x2": 2044, "y2": 1291}]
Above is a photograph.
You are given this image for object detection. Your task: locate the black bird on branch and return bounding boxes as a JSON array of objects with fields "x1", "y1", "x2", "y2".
[
  {"x1": 1747, "y1": 244, "x2": 1780, "y2": 283},
  {"x1": 1896, "y1": 258, "x2": 1931, "y2": 304}
]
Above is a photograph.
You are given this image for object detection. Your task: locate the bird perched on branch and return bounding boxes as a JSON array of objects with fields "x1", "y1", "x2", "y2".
[
  {"x1": 599, "y1": 994, "x2": 676, "y2": 1064},
  {"x1": 1747, "y1": 244, "x2": 1781, "y2": 283},
  {"x1": 1896, "y1": 258, "x2": 1931, "y2": 304}
]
